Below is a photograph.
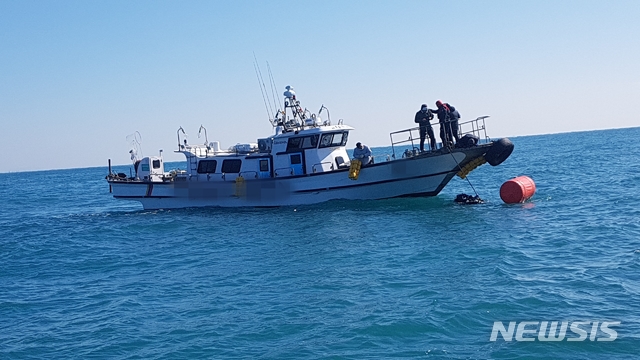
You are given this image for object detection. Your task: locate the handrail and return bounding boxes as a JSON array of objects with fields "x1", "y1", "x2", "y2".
[
  {"x1": 198, "y1": 125, "x2": 208, "y2": 145},
  {"x1": 275, "y1": 167, "x2": 294, "y2": 177},
  {"x1": 458, "y1": 116, "x2": 490, "y2": 143},
  {"x1": 389, "y1": 116, "x2": 491, "y2": 158},
  {"x1": 389, "y1": 126, "x2": 435, "y2": 159},
  {"x1": 206, "y1": 173, "x2": 223, "y2": 181},
  {"x1": 312, "y1": 162, "x2": 334, "y2": 173},
  {"x1": 177, "y1": 127, "x2": 186, "y2": 150},
  {"x1": 240, "y1": 171, "x2": 258, "y2": 179}
]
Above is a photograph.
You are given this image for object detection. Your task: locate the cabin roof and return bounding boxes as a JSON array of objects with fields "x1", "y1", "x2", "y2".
[{"x1": 273, "y1": 124, "x2": 354, "y2": 139}]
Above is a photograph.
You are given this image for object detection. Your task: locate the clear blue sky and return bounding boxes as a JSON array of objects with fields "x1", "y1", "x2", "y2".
[{"x1": 1, "y1": 0, "x2": 639, "y2": 172}]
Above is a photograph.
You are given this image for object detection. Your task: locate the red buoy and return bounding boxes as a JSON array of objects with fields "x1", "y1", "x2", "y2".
[{"x1": 500, "y1": 176, "x2": 536, "y2": 204}]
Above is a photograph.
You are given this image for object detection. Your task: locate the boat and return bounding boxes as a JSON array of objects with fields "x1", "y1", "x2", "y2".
[{"x1": 106, "y1": 86, "x2": 514, "y2": 209}]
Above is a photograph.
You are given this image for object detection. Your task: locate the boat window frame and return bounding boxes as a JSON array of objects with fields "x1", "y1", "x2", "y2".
[
  {"x1": 319, "y1": 131, "x2": 349, "y2": 148},
  {"x1": 290, "y1": 154, "x2": 302, "y2": 165},
  {"x1": 259, "y1": 159, "x2": 269, "y2": 172},
  {"x1": 152, "y1": 159, "x2": 161, "y2": 169},
  {"x1": 197, "y1": 159, "x2": 218, "y2": 174},
  {"x1": 286, "y1": 135, "x2": 319, "y2": 152},
  {"x1": 221, "y1": 159, "x2": 242, "y2": 173}
]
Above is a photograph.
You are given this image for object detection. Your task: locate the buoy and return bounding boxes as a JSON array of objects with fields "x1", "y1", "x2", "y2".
[
  {"x1": 348, "y1": 159, "x2": 362, "y2": 180},
  {"x1": 500, "y1": 176, "x2": 536, "y2": 204}
]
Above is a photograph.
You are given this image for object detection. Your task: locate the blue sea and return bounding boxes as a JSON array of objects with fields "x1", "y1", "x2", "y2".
[{"x1": 2, "y1": 127, "x2": 640, "y2": 359}]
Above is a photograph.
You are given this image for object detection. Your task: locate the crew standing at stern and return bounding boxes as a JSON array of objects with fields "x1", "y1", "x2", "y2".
[
  {"x1": 414, "y1": 104, "x2": 436, "y2": 152},
  {"x1": 434, "y1": 100, "x2": 453, "y2": 148}
]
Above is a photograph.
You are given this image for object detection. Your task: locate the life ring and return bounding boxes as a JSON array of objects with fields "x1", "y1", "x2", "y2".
[{"x1": 485, "y1": 138, "x2": 514, "y2": 166}]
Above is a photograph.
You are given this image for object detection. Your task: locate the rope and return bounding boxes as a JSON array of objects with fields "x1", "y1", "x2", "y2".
[{"x1": 447, "y1": 148, "x2": 481, "y2": 198}]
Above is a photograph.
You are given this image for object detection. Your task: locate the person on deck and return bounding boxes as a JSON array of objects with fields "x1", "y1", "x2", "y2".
[
  {"x1": 434, "y1": 100, "x2": 453, "y2": 147},
  {"x1": 447, "y1": 103, "x2": 461, "y2": 143},
  {"x1": 353, "y1": 142, "x2": 373, "y2": 166},
  {"x1": 414, "y1": 104, "x2": 436, "y2": 152}
]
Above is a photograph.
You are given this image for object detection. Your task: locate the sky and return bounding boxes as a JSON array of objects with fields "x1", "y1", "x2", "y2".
[{"x1": 1, "y1": 0, "x2": 639, "y2": 172}]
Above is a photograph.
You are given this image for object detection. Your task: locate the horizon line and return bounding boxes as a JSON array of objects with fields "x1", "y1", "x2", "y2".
[{"x1": 1, "y1": 125, "x2": 638, "y2": 175}]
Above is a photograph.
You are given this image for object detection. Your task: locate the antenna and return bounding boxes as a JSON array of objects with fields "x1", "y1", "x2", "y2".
[
  {"x1": 318, "y1": 105, "x2": 331, "y2": 125},
  {"x1": 198, "y1": 124, "x2": 208, "y2": 145},
  {"x1": 177, "y1": 126, "x2": 186, "y2": 149},
  {"x1": 253, "y1": 52, "x2": 273, "y2": 122},
  {"x1": 267, "y1": 61, "x2": 280, "y2": 114}
]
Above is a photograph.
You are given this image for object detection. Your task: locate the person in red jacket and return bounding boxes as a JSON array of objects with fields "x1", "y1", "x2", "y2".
[
  {"x1": 434, "y1": 100, "x2": 453, "y2": 147},
  {"x1": 447, "y1": 103, "x2": 461, "y2": 143}
]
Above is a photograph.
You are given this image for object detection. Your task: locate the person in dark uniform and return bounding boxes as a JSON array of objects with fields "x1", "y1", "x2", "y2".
[
  {"x1": 434, "y1": 100, "x2": 452, "y2": 147},
  {"x1": 414, "y1": 104, "x2": 436, "y2": 151},
  {"x1": 447, "y1": 103, "x2": 461, "y2": 143}
]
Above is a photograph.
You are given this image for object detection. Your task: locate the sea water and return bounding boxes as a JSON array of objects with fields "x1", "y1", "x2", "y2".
[{"x1": 1, "y1": 127, "x2": 639, "y2": 359}]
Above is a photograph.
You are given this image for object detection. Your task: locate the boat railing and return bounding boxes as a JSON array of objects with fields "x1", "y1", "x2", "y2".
[
  {"x1": 239, "y1": 171, "x2": 258, "y2": 179},
  {"x1": 189, "y1": 173, "x2": 224, "y2": 181},
  {"x1": 206, "y1": 173, "x2": 224, "y2": 181},
  {"x1": 180, "y1": 145, "x2": 210, "y2": 158},
  {"x1": 312, "y1": 162, "x2": 335, "y2": 173},
  {"x1": 274, "y1": 167, "x2": 294, "y2": 177},
  {"x1": 458, "y1": 116, "x2": 490, "y2": 143},
  {"x1": 389, "y1": 127, "x2": 436, "y2": 159},
  {"x1": 193, "y1": 146, "x2": 209, "y2": 157},
  {"x1": 372, "y1": 154, "x2": 392, "y2": 163},
  {"x1": 389, "y1": 116, "x2": 492, "y2": 158},
  {"x1": 221, "y1": 173, "x2": 245, "y2": 181}
]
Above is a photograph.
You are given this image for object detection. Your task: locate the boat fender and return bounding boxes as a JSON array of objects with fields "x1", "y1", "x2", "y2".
[
  {"x1": 484, "y1": 138, "x2": 514, "y2": 166},
  {"x1": 349, "y1": 159, "x2": 362, "y2": 180},
  {"x1": 500, "y1": 176, "x2": 535, "y2": 204}
]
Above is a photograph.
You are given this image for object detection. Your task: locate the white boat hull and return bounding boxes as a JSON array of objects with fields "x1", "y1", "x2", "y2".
[{"x1": 110, "y1": 147, "x2": 488, "y2": 209}]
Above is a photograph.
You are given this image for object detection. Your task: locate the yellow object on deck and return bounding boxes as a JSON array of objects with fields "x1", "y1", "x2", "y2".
[
  {"x1": 235, "y1": 175, "x2": 246, "y2": 197},
  {"x1": 349, "y1": 159, "x2": 362, "y2": 180}
]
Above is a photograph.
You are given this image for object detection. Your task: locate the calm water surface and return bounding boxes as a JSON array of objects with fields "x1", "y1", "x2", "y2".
[{"x1": 1, "y1": 127, "x2": 639, "y2": 359}]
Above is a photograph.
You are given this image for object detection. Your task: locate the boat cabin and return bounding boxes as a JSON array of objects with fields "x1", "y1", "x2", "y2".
[
  {"x1": 129, "y1": 85, "x2": 356, "y2": 182},
  {"x1": 135, "y1": 156, "x2": 165, "y2": 182},
  {"x1": 170, "y1": 125, "x2": 353, "y2": 182}
]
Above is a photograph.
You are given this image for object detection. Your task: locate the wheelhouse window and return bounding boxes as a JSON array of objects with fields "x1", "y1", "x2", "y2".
[
  {"x1": 152, "y1": 159, "x2": 161, "y2": 169},
  {"x1": 221, "y1": 159, "x2": 242, "y2": 173},
  {"x1": 259, "y1": 159, "x2": 269, "y2": 172},
  {"x1": 287, "y1": 135, "x2": 319, "y2": 152},
  {"x1": 197, "y1": 160, "x2": 217, "y2": 173},
  {"x1": 301, "y1": 135, "x2": 318, "y2": 148},
  {"x1": 319, "y1": 132, "x2": 349, "y2": 148},
  {"x1": 287, "y1": 137, "x2": 302, "y2": 151},
  {"x1": 290, "y1": 154, "x2": 302, "y2": 165}
]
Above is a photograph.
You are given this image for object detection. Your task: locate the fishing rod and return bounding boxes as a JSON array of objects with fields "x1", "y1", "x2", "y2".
[{"x1": 252, "y1": 52, "x2": 272, "y2": 122}]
